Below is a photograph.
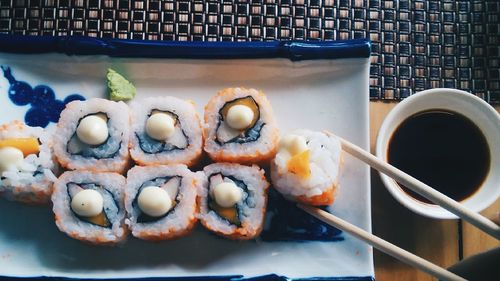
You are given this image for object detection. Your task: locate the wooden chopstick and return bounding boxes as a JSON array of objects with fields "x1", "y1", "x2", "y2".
[
  {"x1": 298, "y1": 204, "x2": 467, "y2": 281},
  {"x1": 324, "y1": 131, "x2": 500, "y2": 240}
]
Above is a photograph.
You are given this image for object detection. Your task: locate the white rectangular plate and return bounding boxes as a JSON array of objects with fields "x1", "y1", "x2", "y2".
[{"x1": 0, "y1": 53, "x2": 372, "y2": 280}]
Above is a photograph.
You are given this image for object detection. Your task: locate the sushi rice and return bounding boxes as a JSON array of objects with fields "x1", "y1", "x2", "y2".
[
  {"x1": 125, "y1": 164, "x2": 201, "y2": 241},
  {"x1": 0, "y1": 121, "x2": 57, "y2": 204},
  {"x1": 198, "y1": 163, "x2": 269, "y2": 240},
  {"x1": 271, "y1": 129, "x2": 342, "y2": 206},
  {"x1": 204, "y1": 87, "x2": 279, "y2": 165},
  {"x1": 53, "y1": 98, "x2": 130, "y2": 173},
  {"x1": 51, "y1": 171, "x2": 128, "y2": 245},
  {"x1": 129, "y1": 97, "x2": 203, "y2": 167}
]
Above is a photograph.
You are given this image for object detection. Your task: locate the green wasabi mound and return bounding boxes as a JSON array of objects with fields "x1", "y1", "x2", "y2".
[{"x1": 107, "y1": 68, "x2": 136, "y2": 101}]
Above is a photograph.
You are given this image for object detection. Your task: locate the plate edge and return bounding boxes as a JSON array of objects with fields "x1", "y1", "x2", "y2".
[{"x1": 0, "y1": 35, "x2": 371, "y2": 61}]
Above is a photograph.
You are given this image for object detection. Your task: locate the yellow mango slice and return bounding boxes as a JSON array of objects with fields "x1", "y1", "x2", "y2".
[
  {"x1": 209, "y1": 201, "x2": 240, "y2": 225},
  {"x1": 0, "y1": 138, "x2": 39, "y2": 157},
  {"x1": 220, "y1": 96, "x2": 259, "y2": 129},
  {"x1": 287, "y1": 149, "x2": 311, "y2": 179},
  {"x1": 83, "y1": 212, "x2": 110, "y2": 227}
]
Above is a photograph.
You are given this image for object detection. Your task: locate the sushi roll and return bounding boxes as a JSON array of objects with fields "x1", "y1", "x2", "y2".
[
  {"x1": 204, "y1": 87, "x2": 279, "y2": 165},
  {"x1": 198, "y1": 163, "x2": 269, "y2": 240},
  {"x1": 53, "y1": 98, "x2": 130, "y2": 173},
  {"x1": 125, "y1": 164, "x2": 200, "y2": 241},
  {"x1": 51, "y1": 171, "x2": 128, "y2": 245},
  {"x1": 271, "y1": 130, "x2": 342, "y2": 206},
  {"x1": 0, "y1": 121, "x2": 57, "y2": 204},
  {"x1": 129, "y1": 97, "x2": 203, "y2": 167}
]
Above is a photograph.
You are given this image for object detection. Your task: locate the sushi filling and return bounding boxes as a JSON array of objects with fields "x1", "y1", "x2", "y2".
[
  {"x1": 0, "y1": 137, "x2": 40, "y2": 157},
  {"x1": 279, "y1": 135, "x2": 312, "y2": 179},
  {"x1": 67, "y1": 182, "x2": 119, "y2": 228},
  {"x1": 136, "y1": 111, "x2": 189, "y2": 154},
  {"x1": 133, "y1": 176, "x2": 182, "y2": 223},
  {"x1": 0, "y1": 139, "x2": 52, "y2": 183},
  {"x1": 207, "y1": 173, "x2": 251, "y2": 227},
  {"x1": 216, "y1": 96, "x2": 265, "y2": 145},
  {"x1": 66, "y1": 113, "x2": 122, "y2": 159}
]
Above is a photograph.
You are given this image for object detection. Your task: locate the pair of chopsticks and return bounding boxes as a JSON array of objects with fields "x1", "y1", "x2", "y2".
[
  {"x1": 298, "y1": 132, "x2": 500, "y2": 281},
  {"x1": 298, "y1": 205, "x2": 466, "y2": 281}
]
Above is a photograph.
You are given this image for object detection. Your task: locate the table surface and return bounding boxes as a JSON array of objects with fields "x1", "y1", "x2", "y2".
[{"x1": 369, "y1": 101, "x2": 500, "y2": 281}]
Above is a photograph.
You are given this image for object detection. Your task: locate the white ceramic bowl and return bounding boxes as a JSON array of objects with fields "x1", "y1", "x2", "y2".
[{"x1": 376, "y1": 88, "x2": 500, "y2": 219}]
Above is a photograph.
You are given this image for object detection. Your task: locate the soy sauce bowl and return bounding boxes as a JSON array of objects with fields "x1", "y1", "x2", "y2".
[{"x1": 376, "y1": 88, "x2": 500, "y2": 219}]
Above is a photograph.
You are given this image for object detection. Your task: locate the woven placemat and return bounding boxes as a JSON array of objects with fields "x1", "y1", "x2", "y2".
[{"x1": 0, "y1": 0, "x2": 498, "y2": 104}]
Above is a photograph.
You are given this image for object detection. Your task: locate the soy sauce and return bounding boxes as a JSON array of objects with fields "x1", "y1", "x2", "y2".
[{"x1": 388, "y1": 110, "x2": 491, "y2": 204}]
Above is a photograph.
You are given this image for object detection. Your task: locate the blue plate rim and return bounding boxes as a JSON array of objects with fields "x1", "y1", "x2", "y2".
[
  {"x1": 0, "y1": 274, "x2": 375, "y2": 281},
  {"x1": 0, "y1": 34, "x2": 370, "y2": 61}
]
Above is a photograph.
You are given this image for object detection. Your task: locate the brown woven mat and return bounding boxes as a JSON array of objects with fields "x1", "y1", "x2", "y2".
[{"x1": 0, "y1": 0, "x2": 498, "y2": 103}]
